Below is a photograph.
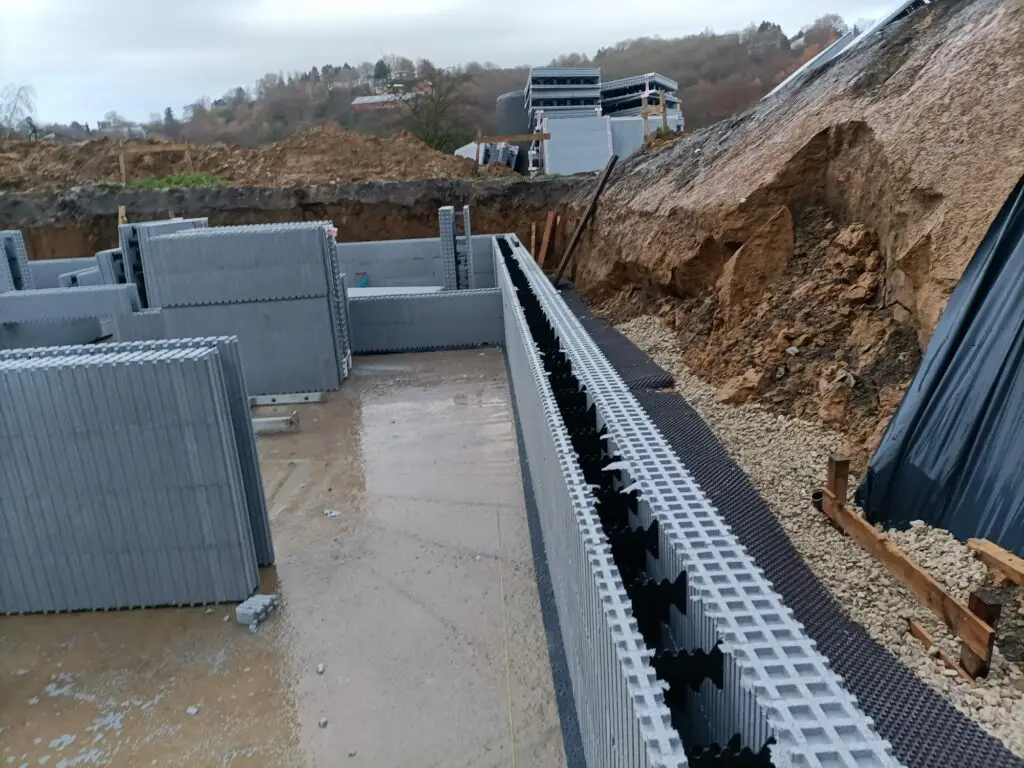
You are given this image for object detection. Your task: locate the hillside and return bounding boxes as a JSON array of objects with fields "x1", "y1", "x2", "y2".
[{"x1": 573, "y1": 0, "x2": 1024, "y2": 470}]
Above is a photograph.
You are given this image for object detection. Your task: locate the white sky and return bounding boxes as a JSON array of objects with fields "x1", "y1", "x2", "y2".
[{"x1": 0, "y1": 0, "x2": 893, "y2": 124}]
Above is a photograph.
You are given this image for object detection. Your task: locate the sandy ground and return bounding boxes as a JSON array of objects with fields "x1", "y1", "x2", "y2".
[{"x1": 0, "y1": 349, "x2": 565, "y2": 768}]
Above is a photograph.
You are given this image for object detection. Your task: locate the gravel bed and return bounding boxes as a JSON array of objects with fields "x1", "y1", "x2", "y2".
[{"x1": 618, "y1": 314, "x2": 1024, "y2": 757}]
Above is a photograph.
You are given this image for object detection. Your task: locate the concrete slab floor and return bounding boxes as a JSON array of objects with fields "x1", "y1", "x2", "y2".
[{"x1": 0, "y1": 348, "x2": 566, "y2": 768}]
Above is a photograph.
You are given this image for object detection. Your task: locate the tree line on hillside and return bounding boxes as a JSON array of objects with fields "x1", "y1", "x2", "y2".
[{"x1": 1, "y1": 15, "x2": 850, "y2": 153}]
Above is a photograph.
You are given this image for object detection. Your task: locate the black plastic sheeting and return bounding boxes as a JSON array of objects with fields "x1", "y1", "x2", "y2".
[
  {"x1": 560, "y1": 288, "x2": 1022, "y2": 768},
  {"x1": 858, "y1": 175, "x2": 1024, "y2": 555}
]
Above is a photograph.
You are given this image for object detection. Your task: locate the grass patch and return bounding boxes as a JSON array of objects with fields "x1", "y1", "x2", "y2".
[{"x1": 125, "y1": 173, "x2": 230, "y2": 189}]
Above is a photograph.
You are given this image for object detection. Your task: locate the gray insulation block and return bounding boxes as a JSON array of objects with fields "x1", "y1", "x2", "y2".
[
  {"x1": 0, "y1": 319, "x2": 104, "y2": 350},
  {"x1": 119, "y1": 218, "x2": 208, "y2": 305},
  {"x1": 112, "y1": 309, "x2": 167, "y2": 342},
  {"x1": 0, "y1": 348, "x2": 258, "y2": 613},
  {"x1": 0, "y1": 284, "x2": 141, "y2": 324},
  {"x1": 95, "y1": 248, "x2": 127, "y2": 285},
  {"x1": 57, "y1": 266, "x2": 104, "y2": 288},
  {"x1": 0, "y1": 336, "x2": 273, "y2": 567},
  {"x1": 162, "y1": 299, "x2": 341, "y2": 395},
  {"x1": 438, "y1": 207, "x2": 458, "y2": 291},
  {"x1": 29, "y1": 258, "x2": 98, "y2": 289},
  {"x1": 349, "y1": 288, "x2": 502, "y2": 354},
  {"x1": 144, "y1": 227, "x2": 330, "y2": 308},
  {"x1": 0, "y1": 231, "x2": 34, "y2": 290},
  {"x1": 542, "y1": 116, "x2": 613, "y2": 175},
  {"x1": 142, "y1": 222, "x2": 348, "y2": 389},
  {"x1": 335, "y1": 238, "x2": 444, "y2": 288}
]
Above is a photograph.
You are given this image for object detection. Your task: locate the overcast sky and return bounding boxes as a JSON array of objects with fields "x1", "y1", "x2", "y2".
[{"x1": 0, "y1": 0, "x2": 891, "y2": 125}]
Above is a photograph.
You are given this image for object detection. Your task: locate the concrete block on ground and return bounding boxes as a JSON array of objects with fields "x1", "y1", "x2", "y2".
[{"x1": 235, "y1": 594, "x2": 279, "y2": 625}]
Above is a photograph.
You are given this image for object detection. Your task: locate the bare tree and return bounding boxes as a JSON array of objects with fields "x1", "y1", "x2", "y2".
[
  {"x1": 0, "y1": 84, "x2": 36, "y2": 139},
  {"x1": 403, "y1": 67, "x2": 471, "y2": 153}
]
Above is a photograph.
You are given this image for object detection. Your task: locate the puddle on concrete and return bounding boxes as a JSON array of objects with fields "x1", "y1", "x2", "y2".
[{"x1": 0, "y1": 349, "x2": 564, "y2": 767}]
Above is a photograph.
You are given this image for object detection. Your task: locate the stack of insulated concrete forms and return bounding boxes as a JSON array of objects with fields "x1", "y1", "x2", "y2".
[
  {"x1": 57, "y1": 266, "x2": 103, "y2": 287},
  {"x1": 118, "y1": 218, "x2": 209, "y2": 306},
  {"x1": 0, "y1": 340, "x2": 270, "y2": 614},
  {"x1": 0, "y1": 336, "x2": 273, "y2": 569},
  {"x1": 143, "y1": 223, "x2": 351, "y2": 396}
]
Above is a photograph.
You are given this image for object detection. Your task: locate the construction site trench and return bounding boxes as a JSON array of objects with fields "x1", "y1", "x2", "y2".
[{"x1": 2, "y1": 0, "x2": 1024, "y2": 763}]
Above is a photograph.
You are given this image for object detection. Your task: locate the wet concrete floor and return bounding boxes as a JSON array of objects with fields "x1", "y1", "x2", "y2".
[{"x1": 0, "y1": 349, "x2": 566, "y2": 767}]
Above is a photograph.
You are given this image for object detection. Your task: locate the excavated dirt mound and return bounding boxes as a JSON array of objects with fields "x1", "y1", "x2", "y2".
[
  {"x1": 578, "y1": 0, "x2": 1024, "y2": 469},
  {"x1": 0, "y1": 124, "x2": 513, "y2": 192}
]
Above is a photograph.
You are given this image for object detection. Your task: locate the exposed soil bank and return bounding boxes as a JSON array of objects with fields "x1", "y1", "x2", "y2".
[
  {"x1": 571, "y1": 0, "x2": 1024, "y2": 467},
  {"x1": 0, "y1": 177, "x2": 580, "y2": 262}
]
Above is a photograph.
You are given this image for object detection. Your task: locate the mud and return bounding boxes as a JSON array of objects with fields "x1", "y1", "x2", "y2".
[{"x1": 0, "y1": 349, "x2": 565, "y2": 767}]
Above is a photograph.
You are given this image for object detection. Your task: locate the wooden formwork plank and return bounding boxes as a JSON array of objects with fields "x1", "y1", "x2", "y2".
[
  {"x1": 968, "y1": 539, "x2": 1024, "y2": 585},
  {"x1": 538, "y1": 211, "x2": 557, "y2": 269},
  {"x1": 822, "y1": 458, "x2": 994, "y2": 664}
]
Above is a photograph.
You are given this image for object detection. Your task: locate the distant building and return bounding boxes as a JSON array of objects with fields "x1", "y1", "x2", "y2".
[
  {"x1": 95, "y1": 121, "x2": 148, "y2": 139},
  {"x1": 351, "y1": 93, "x2": 416, "y2": 112}
]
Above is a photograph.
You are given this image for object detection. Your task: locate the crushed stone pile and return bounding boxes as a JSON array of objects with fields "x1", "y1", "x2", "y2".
[
  {"x1": 576, "y1": 0, "x2": 1024, "y2": 469},
  {"x1": 0, "y1": 124, "x2": 513, "y2": 192}
]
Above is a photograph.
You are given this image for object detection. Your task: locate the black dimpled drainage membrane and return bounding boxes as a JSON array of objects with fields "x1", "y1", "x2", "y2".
[
  {"x1": 563, "y1": 292, "x2": 1023, "y2": 768},
  {"x1": 559, "y1": 289, "x2": 675, "y2": 389}
]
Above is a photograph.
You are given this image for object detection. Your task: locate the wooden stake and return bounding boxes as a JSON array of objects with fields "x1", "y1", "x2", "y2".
[
  {"x1": 820, "y1": 462, "x2": 995, "y2": 665},
  {"x1": 960, "y1": 590, "x2": 1003, "y2": 678},
  {"x1": 659, "y1": 90, "x2": 669, "y2": 132},
  {"x1": 530, "y1": 222, "x2": 537, "y2": 258},
  {"x1": 184, "y1": 143, "x2": 194, "y2": 173},
  {"x1": 967, "y1": 539, "x2": 1024, "y2": 585},
  {"x1": 907, "y1": 620, "x2": 975, "y2": 683},
  {"x1": 117, "y1": 205, "x2": 127, "y2": 225},
  {"x1": 118, "y1": 148, "x2": 127, "y2": 186},
  {"x1": 553, "y1": 154, "x2": 618, "y2": 284},
  {"x1": 473, "y1": 129, "x2": 482, "y2": 174},
  {"x1": 826, "y1": 455, "x2": 850, "y2": 506},
  {"x1": 538, "y1": 211, "x2": 557, "y2": 269}
]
